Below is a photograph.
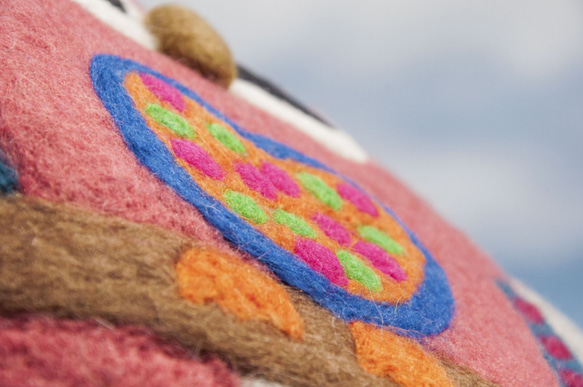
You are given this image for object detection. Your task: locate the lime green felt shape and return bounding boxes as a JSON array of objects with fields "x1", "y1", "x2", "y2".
[
  {"x1": 336, "y1": 250, "x2": 382, "y2": 292},
  {"x1": 207, "y1": 123, "x2": 246, "y2": 154},
  {"x1": 358, "y1": 225, "x2": 404, "y2": 255},
  {"x1": 273, "y1": 209, "x2": 316, "y2": 238},
  {"x1": 224, "y1": 190, "x2": 267, "y2": 224},
  {"x1": 146, "y1": 104, "x2": 195, "y2": 139},
  {"x1": 296, "y1": 172, "x2": 342, "y2": 210}
]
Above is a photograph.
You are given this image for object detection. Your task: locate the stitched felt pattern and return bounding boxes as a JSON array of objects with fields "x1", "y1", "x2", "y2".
[
  {"x1": 0, "y1": 195, "x2": 497, "y2": 387},
  {"x1": 499, "y1": 281, "x2": 583, "y2": 387},
  {"x1": 91, "y1": 55, "x2": 454, "y2": 336},
  {"x1": 0, "y1": 315, "x2": 240, "y2": 387},
  {"x1": 350, "y1": 322, "x2": 453, "y2": 387},
  {"x1": 125, "y1": 71, "x2": 421, "y2": 300},
  {"x1": 177, "y1": 247, "x2": 303, "y2": 339}
]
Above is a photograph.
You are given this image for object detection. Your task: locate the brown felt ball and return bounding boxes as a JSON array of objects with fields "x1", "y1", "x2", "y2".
[{"x1": 146, "y1": 5, "x2": 237, "y2": 88}]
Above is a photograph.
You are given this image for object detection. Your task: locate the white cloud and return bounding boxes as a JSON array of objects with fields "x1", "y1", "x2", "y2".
[{"x1": 374, "y1": 139, "x2": 583, "y2": 266}]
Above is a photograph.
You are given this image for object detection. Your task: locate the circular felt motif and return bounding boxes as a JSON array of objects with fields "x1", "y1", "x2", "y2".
[{"x1": 90, "y1": 55, "x2": 454, "y2": 337}]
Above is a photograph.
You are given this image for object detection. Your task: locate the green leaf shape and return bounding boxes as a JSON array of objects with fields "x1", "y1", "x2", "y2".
[
  {"x1": 207, "y1": 123, "x2": 246, "y2": 154},
  {"x1": 296, "y1": 172, "x2": 342, "y2": 210},
  {"x1": 336, "y1": 250, "x2": 382, "y2": 292},
  {"x1": 224, "y1": 190, "x2": 267, "y2": 224},
  {"x1": 146, "y1": 104, "x2": 195, "y2": 139},
  {"x1": 273, "y1": 209, "x2": 316, "y2": 238},
  {"x1": 358, "y1": 225, "x2": 404, "y2": 255}
]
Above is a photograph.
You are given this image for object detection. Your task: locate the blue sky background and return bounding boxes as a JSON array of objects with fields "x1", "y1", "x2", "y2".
[{"x1": 142, "y1": 0, "x2": 583, "y2": 327}]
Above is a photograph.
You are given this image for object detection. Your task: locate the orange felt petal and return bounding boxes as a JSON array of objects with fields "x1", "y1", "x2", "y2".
[
  {"x1": 176, "y1": 247, "x2": 303, "y2": 339},
  {"x1": 350, "y1": 322, "x2": 453, "y2": 387}
]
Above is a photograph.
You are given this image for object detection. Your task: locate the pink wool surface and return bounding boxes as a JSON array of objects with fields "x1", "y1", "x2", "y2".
[
  {"x1": 0, "y1": 1, "x2": 560, "y2": 385},
  {"x1": 0, "y1": 315, "x2": 239, "y2": 387}
]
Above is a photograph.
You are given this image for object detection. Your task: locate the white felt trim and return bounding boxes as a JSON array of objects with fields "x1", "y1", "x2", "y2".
[
  {"x1": 511, "y1": 278, "x2": 583, "y2": 364},
  {"x1": 69, "y1": 0, "x2": 157, "y2": 50},
  {"x1": 241, "y1": 378, "x2": 285, "y2": 387},
  {"x1": 230, "y1": 79, "x2": 369, "y2": 164}
]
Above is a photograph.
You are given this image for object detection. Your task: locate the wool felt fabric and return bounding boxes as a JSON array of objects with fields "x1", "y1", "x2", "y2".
[
  {"x1": 94, "y1": 55, "x2": 453, "y2": 335},
  {"x1": 510, "y1": 279, "x2": 583, "y2": 365},
  {"x1": 499, "y1": 281, "x2": 583, "y2": 387},
  {"x1": 0, "y1": 0, "x2": 573, "y2": 385},
  {"x1": 176, "y1": 247, "x2": 304, "y2": 339},
  {"x1": 0, "y1": 195, "x2": 493, "y2": 387},
  {"x1": 70, "y1": 0, "x2": 157, "y2": 50},
  {"x1": 350, "y1": 322, "x2": 453, "y2": 386},
  {"x1": 0, "y1": 315, "x2": 239, "y2": 387}
]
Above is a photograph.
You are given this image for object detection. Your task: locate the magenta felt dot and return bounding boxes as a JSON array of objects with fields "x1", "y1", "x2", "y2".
[
  {"x1": 539, "y1": 336, "x2": 573, "y2": 360},
  {"x1": 337, "y1": 183, "x2": 378, "y2": 217},
  {"x1": 260, "y1": 162, "x2": 300, "y2": 197},
  {"x1": 171, "y1": 139, "x2": 225, "y2": 180},
  {"x1": 513, "y1": 298, "x2": 545, "y2": 324},
  {"x1": 236, "y1": 162, "x2": 277, "y2": 200},
  {"x1": 294, "y1": 239, "x2": 348, "y2": 287},
  {"x1": 140, "y1": 73, "x2": 186, "y2": 112},
  {"x1": 560, "y1": 369, "x2": 583, "y2": 387},
  {"x1": 353, "y1": 241, "x2": 406, "y2": 282},
  {"x1": 312, "y1": 213, "x2": 351, "y2": 246}
]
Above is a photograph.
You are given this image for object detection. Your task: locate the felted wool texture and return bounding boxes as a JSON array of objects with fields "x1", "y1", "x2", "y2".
[
  {"x1": 0, "y1": 315, "x2": 239, "y2": 387},
  {"x1": 498, "y1": 281, "x2": 583, "y2": 386},
  {"x1": 0, "y1": 0, "x2": 231, "y2": 255},
  {"x1": 511, "y1": 279, "x2": 583, "y2": 365},
  {"x1": 0, "y1": 0, "x2": 376, "y2": 260},
  {"x1": 176, "y1": 247, "x2": 304, "y2": 339},
  {"x1": 0, "y1": 1, "x2": 560, "y2": 384},
  {"x1": 350, "y1": 322, "x2": 453, "y2": 387},
  {"x1": 440, "y1": 360, "x2": 499, "y2": 387},
  {"x1": 70, "y1": 0, "x2": 157, "y2": 50},
  {"x1": 0, "y1": 196, "x2": 496, "y2": 387},
  {"x1": 145, "y1": 5, "x2": 237, "y2": 88},
  {"x1": 116, "y1": 66, "x2": 445, "y2": 329},
  {"x1": 311, "y1": 156, "x2": 559, "y2": 386},
  {"x1": 0, "y1": 196, "x2": 390, "y2": 386},
  {"x1": 142, "y1": 73, "x2": 187, "y2": 112}
]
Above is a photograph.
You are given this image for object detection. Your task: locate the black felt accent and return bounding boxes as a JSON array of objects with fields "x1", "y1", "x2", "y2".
[
  {"x1": 104, "y1": 0, "x2": 126, "y2": 13},
  {"x1": 236, "y1": 64, "x2": 334, "y2": 127}
]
